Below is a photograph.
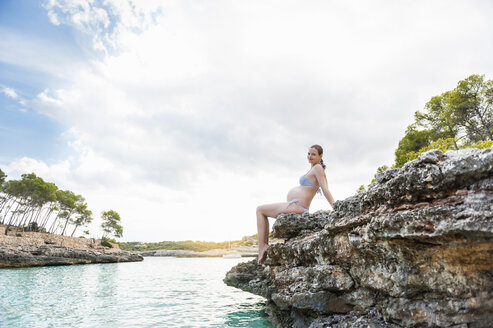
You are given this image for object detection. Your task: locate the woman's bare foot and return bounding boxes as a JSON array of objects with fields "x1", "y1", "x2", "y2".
[{"x1": 257, "y1": 245, "x2": 269, "y2": 264}]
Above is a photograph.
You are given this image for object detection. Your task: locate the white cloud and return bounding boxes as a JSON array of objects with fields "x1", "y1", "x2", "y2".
[
  {"x1": 2, "y1": 86, "x2": 28, "y2": 111},
  {"x1": 43, "y1": 0, "x2": 160, "y2": 53},
  {"x1": 2, "y1": 87, "x2": 18, "y2": 99},
  {"x1": 5, "y1": 0, "x2": 493, "y2": 241},
  {"x1": 5, "y1": 157, "x2": 72, "y2": 184}
]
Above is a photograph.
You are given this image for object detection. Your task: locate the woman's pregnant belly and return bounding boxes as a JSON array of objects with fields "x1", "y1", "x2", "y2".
[{"x1": 287, "y1": 186, "x2": 312, "y2": 202}]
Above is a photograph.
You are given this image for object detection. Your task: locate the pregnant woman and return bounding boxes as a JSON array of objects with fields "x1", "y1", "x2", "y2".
[{"x1": 256, "y1": 144, "x2": 335, "y2": 264}]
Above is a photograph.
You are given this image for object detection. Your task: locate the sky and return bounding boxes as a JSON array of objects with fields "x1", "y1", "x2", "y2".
[{"x1": 1, "y1": 0, "x2": 493, "y2": 242}]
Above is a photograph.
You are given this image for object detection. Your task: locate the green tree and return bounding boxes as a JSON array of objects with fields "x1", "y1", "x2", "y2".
[
  {"x1": 0, "y1": 170, "x2": 98, "y2": 237},
  {"x1": 101, "y1": 210, "x2": 123, "y2": 239},
  {"x1": 48, "y1": 189, "x2": 74, "y2": 234},
  {"x1": 4, "y1": 173, "x2": 57, "y2": 234},
  {"x1": 449, "y1": 75, "x2": 493, "y2": 141},
  {"x1": 23, "y1": 176, "x2": 58, "y2": 233},
  {"x1": 395, "y1": 74, "x2": 493, "y2": 167},
  {"x1": 0, "y1": 169, "x2": 6, "y2": 185},
  {"x1": 2, "y1": 179, "x2": 26, "y2": 232},
  {"x1": 415, "y1": 92, "x2": 460, "y2": 146},
  {"x1": 394, "y1": 126, "x2": 437, "y2": 167},
  {"x1": 0, "y1": 169, "x2": 7, "y2": 223},
  {"x1": 70, "y1": 205, "x2": 93, "y2": 237},
  {"x1": 51, "y1": 190, "x2": 85, "y2": 236}
]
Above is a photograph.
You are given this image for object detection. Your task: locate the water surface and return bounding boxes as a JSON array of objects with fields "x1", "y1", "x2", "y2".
[{"x1": 0, "y1": 257, "x2": 272, "y2": 327}]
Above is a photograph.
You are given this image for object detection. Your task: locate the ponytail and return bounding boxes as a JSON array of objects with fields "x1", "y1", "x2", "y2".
[{"x1": 320, "y1": 159, "x2": 326, "y2": 170}]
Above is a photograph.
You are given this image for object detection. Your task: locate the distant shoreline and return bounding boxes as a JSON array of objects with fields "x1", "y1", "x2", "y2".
[
  {"x1": 120, "y1": 236, "x2": 258, "y2": 253},
  {"x1": 139, "y1": 246, "x2": 258, "y2": 258}
]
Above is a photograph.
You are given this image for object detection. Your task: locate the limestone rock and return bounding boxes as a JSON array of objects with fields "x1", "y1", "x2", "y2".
[
  {"x1": 272, "y1": 211, "x2": 330, "y2": 239},
  {"x1": 224, "y1": 147, "x2": 493, "y2": 327},
  {"x1": 0, "y1": 245, "x2": 143, "y2": 268}
]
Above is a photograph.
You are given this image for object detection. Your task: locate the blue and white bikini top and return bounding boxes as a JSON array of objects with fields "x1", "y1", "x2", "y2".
[
  {"x1": 299, "y1": 175, "x2": 317, "y2": 187},
  {"x1": 299, "y1": 175, "x2": 321, "y2": 194}
]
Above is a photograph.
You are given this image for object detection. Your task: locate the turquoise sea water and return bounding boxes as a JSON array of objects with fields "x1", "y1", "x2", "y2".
[{"x1": 0, "y1": 257, "x2": 273, "y2": 328}]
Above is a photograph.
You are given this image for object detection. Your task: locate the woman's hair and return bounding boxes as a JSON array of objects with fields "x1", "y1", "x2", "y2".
[{"x1": 310, "y1": 144, "x2": 326, "y2": 170}]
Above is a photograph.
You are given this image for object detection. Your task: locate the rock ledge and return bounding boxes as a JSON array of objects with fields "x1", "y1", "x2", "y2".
[
  {"x1": 0, "y1": 244, "x2": 143, "y2": 268},
  {"x1": 224, "y1": 148, "x2": 493, "y2": 328}
]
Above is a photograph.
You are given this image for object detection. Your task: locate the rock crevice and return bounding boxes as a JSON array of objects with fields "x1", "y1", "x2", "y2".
[{"x1": 224, "y1": 148, "x2": 493, "y2": 328}]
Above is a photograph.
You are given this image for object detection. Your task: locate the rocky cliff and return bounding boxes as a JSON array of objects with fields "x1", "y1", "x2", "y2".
[{"x1": 224, "y1": 148, "x2": 493, "y2": 328}]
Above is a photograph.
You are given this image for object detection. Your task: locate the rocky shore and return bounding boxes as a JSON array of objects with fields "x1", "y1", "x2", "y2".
[
  {"x1": 140, "y1": 246, "x2": 257, "y2": 257},
  {"x1": 224, "y1": 147, "x2": 493, "y2": 327},
  {"x1": 0, "y1": 245, "x2": 143, "y2": 268},
  {"x1": 0, "y1": 228, "x2": 143, "y2": 268}
]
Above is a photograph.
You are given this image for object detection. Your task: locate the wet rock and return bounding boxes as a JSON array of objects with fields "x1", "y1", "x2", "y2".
[{"x1": 224, "y1": 147, "x2": 493, "y2": 327}]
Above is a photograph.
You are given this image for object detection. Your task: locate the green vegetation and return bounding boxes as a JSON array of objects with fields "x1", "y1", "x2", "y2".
[
  {"x1": 396, "y1": 74, "x2": 492, "y2": 166},
  {"x1": 0, "y1": 170, "x2": 124, "y2": 239},
  {"x1": 0, "y1": 172, "x2": 92, "y2": 236},
  {"x1": 119, "y1": 235, "x2": 257, "y2": 252},
  {"x1": 101, "y1": 210, "x2": 123, "y2": 239},
  {"x1": 358, "y1": 74, "x2": 493, "y2": 193},
  {"x1": 101, "y1": 237, "x2": 115, "y2": 248}
]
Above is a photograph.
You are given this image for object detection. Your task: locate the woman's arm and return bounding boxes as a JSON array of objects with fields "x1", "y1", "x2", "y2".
[{"x1": 313, "y1": 165, "x2": 335, "y2": 208}]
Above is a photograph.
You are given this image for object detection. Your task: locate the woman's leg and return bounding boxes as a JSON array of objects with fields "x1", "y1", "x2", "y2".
[{"x1": 256, "y1": 202, "x2": 303, "y2": 264}]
